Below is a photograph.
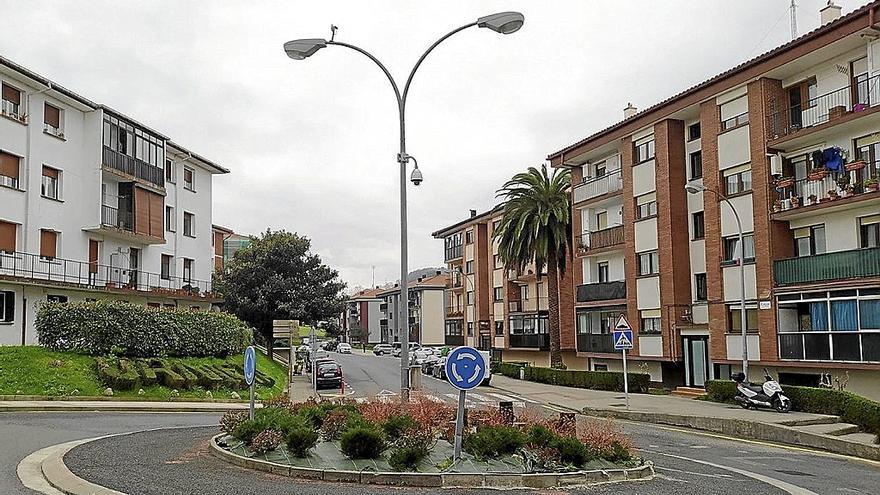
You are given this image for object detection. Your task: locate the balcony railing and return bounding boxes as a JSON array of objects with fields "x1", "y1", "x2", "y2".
[
  {"x1": 102, "y1": 147, "x2": 164, "y2": 188},
  {"x1": 508, "y1": 297, "x2": 548, "y2": 313},
  {"x1": 768, "y1": 75, "x2": 880, "y2": 138},
  {"x1": 508, "y1": 333, "x2": 549, "y2": 350},
  {"x1": 573, "y1": 169, "x2": 623, "y2": 203},
  {"x1": 779, "y1": 331, "x2": 880, "y2": 362},
  {"x1": 774, "y1": 248, "x2": 880, "y2": 286},
  {"x1": 576, "y1": 280, "x2": 626, "y2": 302},
  {"x1": 0, "y1": 174, "x2": 18, "y2": 189},
  {"x1": 444, "y1": 334, "x2": 464, "y2": 346},
  {"x1": 101, "y1": 204, "x2": 133, "y2": 231},
  {"x1": 578, "y1": 225, "x2": 624, "y2": 253},
  {"x1": 772, "y1": 168, "x2": 880, "y2": 214},
  {"x1": 576, "y1": 333, "x2": 615, "y2": 353},
  {"x1": 0, "y1": 250, "x2": 213, "y2": 297},
  {"x1": 445, "y1": 306, "x2": 464, "y2": 317}
]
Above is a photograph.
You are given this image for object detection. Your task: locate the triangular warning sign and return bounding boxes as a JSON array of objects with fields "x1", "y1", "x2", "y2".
[
  {"x1": 615, "y1": 314, "x2": 631, "y2": 331},
  {"x1": 614, "y1": 332, "x2": 633, "y2": 348}
]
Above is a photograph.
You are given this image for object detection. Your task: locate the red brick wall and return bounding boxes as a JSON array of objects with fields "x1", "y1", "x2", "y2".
[{"x1": 620, "y1": 136, "x2": 641, "y2": 356}]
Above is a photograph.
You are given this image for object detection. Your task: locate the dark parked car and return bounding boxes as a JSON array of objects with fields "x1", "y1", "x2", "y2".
[{"x1": 315, "y1": 362, "x2": 342, "y2": 389}]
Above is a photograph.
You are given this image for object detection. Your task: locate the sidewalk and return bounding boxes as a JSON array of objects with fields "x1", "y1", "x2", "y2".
[{"x1": 489, "y1": 375, "x2": 880, "y2": 461}]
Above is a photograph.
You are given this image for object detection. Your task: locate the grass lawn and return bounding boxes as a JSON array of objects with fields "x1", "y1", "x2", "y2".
[
  {"x1": 297, "y1": 325, "x2": 326, "y2": 340},
  {"x1": 0, "y1": 346, "x2": 287, "y2": 401}
]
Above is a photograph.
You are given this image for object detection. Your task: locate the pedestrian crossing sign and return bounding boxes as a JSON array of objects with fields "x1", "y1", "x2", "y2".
[{"x1": 613, "y1": 314, "x2": 634, "y2": 351}]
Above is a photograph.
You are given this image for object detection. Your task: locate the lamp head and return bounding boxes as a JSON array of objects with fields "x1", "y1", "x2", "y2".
[
  {"x1": 410, "y1": 166, "x2": 424, "y2": 186},
  {"x1": 685, "y1": 183, "x2": 706, "y2": 195},
  {"x1": 477, "y1": 12, "x2": 525, "y2": 34},
  {"x1": 284, "y1": 38, "x2": 328, "y2": 60}
]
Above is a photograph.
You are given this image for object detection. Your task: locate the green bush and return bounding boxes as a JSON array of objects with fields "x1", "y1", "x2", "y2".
[
  {"x1": 285, "y1": 427, "x2": 319, "y2": 457},
  {"x1": 705, "y1": 380, "x2": 737, "y2": 403},
  {"x1": 340, "y1": 426, "x2": 386, "y2": 459},
  {"x1": 232, "y1": 419, "x2": 264, "y2": 445},
  {"x1": 498, "y1": 362, "x2": 650, "y2": 393},
  {"x1": 464, "y1": 426, "x2": 526, "y2": 459},
  {"x1": 554, "y1": 436, "x2": 592, "y2": 466},
  {"x1": 389, "y1": 445, "x2": 430, "y2": 471},
  {"x1": 36, "y1": 300, "x2": 252, "y2": 358},
  {"x1": 527, "y1": 425, "x2": 557, "y2": 448},
  {"x1": 601, "y1": 441, "x2": 632, "y2": 463},
  {"x1": 382, "y1": 414, "x2": 418, "y2": 441}
]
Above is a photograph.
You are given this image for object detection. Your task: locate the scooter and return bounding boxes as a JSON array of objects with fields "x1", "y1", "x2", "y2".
[{"x1": 732, "y1": 369, "x2": 792, "y2": 413}]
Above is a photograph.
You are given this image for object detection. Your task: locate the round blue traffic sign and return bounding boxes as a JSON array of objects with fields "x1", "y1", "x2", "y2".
[
  {"x1": 445, "y1": 346, "x2": 487, "y2": 391},
  {"x1": 243, "y1": 346, "x2": 256, "y2": 386}
]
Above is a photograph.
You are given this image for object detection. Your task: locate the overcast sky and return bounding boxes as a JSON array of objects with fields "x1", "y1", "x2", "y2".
[{"x1": 0, "y1": 0, "x2": 864, "y2": 290}]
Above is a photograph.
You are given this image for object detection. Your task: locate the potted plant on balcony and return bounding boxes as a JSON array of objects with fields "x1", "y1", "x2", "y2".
[
  {"x1": 807, "y1": 193, "x2": 818, "y2": 206},
  {"x1": 774, "y1": 176, "x2": 795, "y2": 188},
  {"x1": 808, "y1": 167, "x2": 830, "y2": 181},
  {"x1": 828, "y1": 189, "x2": 839, "y2": 200},
  {"x1": 772, "y1": 199, "x2": 783, "y2": 212},
  {"x1": 845, "y1": 160, "x2": 867, "y2": 172},
  {"x1": 790, "y1": 195, "x2": 801, "y2": 208},
  {"x1": 865, "y1": 178, "x2": 879, "y2": 192}
]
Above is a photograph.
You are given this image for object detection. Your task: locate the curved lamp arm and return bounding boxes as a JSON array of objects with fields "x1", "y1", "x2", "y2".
[{"x1": 327, "y1": 41, "x2": 403, "y2": 111}]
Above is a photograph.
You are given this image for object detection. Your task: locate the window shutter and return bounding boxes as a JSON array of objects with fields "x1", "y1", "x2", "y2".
[
  {"x1": 860, "y1": 215, "x2": 880, "y2": 226},
  {"x1": 0, "y1": 221, "x2": 16, "y2": 253},
  {"x1": 40, "y1": 230, "x2": 57, "y2": 259},
  {"x1": 42, "y1": 166, "x2": 59, "y2": 179},
  {"x1": 0, "y1": 151, "x2": 20, "y2": 179},
  {"x1": 1, "y1": 84, "x2": 20, "y2": 105},
  {"x1": 44, "y1": 103, "x2": 60, "y2": 127}
]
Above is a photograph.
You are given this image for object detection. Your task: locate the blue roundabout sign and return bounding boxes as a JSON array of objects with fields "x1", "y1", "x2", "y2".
[
  {"x1": 243, "y1": 346, "x2": 256, "y2": 386},
  {"x1": 445, "y1": 346, "x2": 487, "y2": 391}
]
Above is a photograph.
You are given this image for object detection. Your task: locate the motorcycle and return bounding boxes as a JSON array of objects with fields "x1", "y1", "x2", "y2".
[{"x1": 732, "y1": 369, "x2": 792, "y2": 413}]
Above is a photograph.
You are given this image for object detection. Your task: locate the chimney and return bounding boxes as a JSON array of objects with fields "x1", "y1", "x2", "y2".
[
  {"x1": 436, "y1": 270, "x2": 441, "y2": 276},
  {"x1": 623, "y1": 102, "x2": 637, "y2": 119},
  {"x1": 820, "y1": 1, "x2": 842, "y2": 25},
  {"x1": 469, "y1": 209, "x2": 477, "y2": 218}
]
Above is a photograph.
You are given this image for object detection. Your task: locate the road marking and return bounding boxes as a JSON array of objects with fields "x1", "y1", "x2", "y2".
[
  {"x1": 655, "y1": 466, "x2": 734, "y2": 479},
  {"x1": 424, "y1": 394, "x2": 445, "y2": 403},
  {"x1": 645, "y1": 449, "x2": 819, "y2": 495}
]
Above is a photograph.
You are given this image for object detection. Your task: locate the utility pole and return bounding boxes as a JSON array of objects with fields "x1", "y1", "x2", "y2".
[{"x1": 790, "y1": 0, "x2": 798, "y2": 40}]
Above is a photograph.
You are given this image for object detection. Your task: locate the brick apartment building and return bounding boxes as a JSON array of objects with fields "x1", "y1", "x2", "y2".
[
  {"x1": 378, "y1": 272, "x2": 447, "y2": 347},
  {"x1": 547, "y1": 2, "x2": 880, "y2": 399}
]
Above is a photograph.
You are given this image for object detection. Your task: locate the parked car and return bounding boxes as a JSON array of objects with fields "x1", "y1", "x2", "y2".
[
  {"x1": 337, "y1": 343, "x2": 352, "y2": 354},
  {"x1": 431, "y1": 348, "x2": 491, "y2": 385},
  {"x1": 392, "y1": 342, "x2": 421, "y2": 357},
  {"x1": 372, "y1": 343, "x2": 393, "y2": 356},
  {"x1": 412, "y1": 348, "x2": 435, "y2": 365},
  {"x1": 420, "y1": 354, "x2": 440, "y2": 375},
  {"x1": 306, "y1": 356, "x2": 334, "y2": 374},
  {"x1": 315, "y1": 362, "x2": 342, "y2": 389}
]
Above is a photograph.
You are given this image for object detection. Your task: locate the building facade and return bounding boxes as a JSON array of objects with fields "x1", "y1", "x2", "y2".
[
  {"x1": 0, "y1": 55, "x2": 228, "y2": 345},
  {"x1": 548, "y1": 2, "x2": 880, "y2": 398},
  {"x1": 378, "y1": 273, "x2": 447, "y2": 347},
  {"x1": 343, "y1": 288, "x2": 384, "y2": 345}
]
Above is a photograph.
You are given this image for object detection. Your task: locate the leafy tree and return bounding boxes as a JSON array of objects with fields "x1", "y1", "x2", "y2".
[
  {"x1": 493, "y1": 165, "x2": 571, "y2": 368},
  {"x1": 216, "y1": 230, "x2": 346, "y2": 354}
]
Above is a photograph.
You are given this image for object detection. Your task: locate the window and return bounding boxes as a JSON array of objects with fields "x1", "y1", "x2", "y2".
[
  {"x1": 640, "y1": 316, "x2": 661, "y2": 334},
  {"x1": 495, "y1": 320, "x2": 504, "y2": 336},
  {"x1": 0, "y1": 290, "x2": 14, "y2": 322},
  {"x1": 723, "y1": 234, "x2": 755, "y2": 263},
  {"x1": 41, "y1": 166, "x2": 59, "y2": 200},
  {"x1": 47, "y1": 294, "x2": 68, "y2": 304},
  {"x1": 465, "y1": 230, "x2": 474, "y2": 244},
  {"x1": 1, "y1": 83, "x2": 22, "y2": 117},
  {"x1": 465, "y1": 260, "x2": 474, "y2": 274},
  {"x1": 161, "y1": 254, "x2": 173, "y2": 280},
  {"x1": 593, "y1": 364, "x2": 609, "y2": 372},
  {"x1": 444, "y1": 233, "x2": 462, "y2": 260},
  {"x1": 445, "y1": 320, "x2": 463, "y2": 336},
  {"x1": 492, "y1": 220, "x2": 501, "y2": 232},
  {"x1": 598, "y1": 262, "x2": 610, "y2": 283},
  {"x1": 721, "y1": 112, "x2": 749, "y2": 131},
  {"x1": 794, "y1": 225, "x2": 826, "y2": 257},
  {"x1": 860, "y1": 215, "x2": 880, "y2": 248},
  {"x1": 101, "y1": 114, "x2": 165, "y2": 168},
  {"x1": 695, "y1": 273, "x2": 707, "y2": 301},
  {"x1": 688, "y1": 122, "x2": 701, "y2": 141},
  {"x1": 40, "y1": 229, "x2": 57, "y2": 260},
  {"x1": 494, "y1": 254, "x2": 503, "y2": 269},
  {"x1": 728, "y1": 307, "x2": 758, "y2": 333},
  {"x1": 182, "y1": 258, "x2": 193, "y2": 283},
  {"x1": 634, "y1": 139, "x2": 655, "y2": 163},
  {"x1": 637, "y1": 251, "x2": 659, "y2": 276},
  {"x1": 467, "y1": 322, "x2": 474, "y2": 337},
  {"x1": 493, "y1": 287, "x2": 503, "y2": 302},
  {"x1": 690, "y1": 151, "x2": 703, "y2": 179},
  {"x1": 0, "y1": 150, "x2": 20, "y2": 189},
  {"x1": 520, "y1": 285, "x2": 529, "y2": 300},
  {"x1": 183, "y1": 167, "x2": 194, "y2": 190},
  {"x1": 466, "y1": 291, "x2": 474, "y2": 305},
  {"x1": 165, "y1": 159, "x2": 174, "y2": 183},
  {"x1": 0, "y1": 220, "x2": 15, "y2": 254},
  {"x1": 724, "y1": 166, "x2": 752, "y2": 195},
  {"x1": 165, "y1": 206, "x2": 176, "y2": 232},
  {"x1": 636, "y1": 193, "x2": 657, "y2": 219},
  {"x1": 692, "y1": 211, "x2": 705, "y2": 239},
  {"x1": 44, "y1": 102, "x2": 62, "y2": 136},
  {"x1": 183, "y1": 212, "x2": 194, "y2": 237}
]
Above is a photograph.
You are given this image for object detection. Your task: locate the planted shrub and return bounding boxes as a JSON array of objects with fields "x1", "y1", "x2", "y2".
[
  {"x1": 220, "y1": 410, "x2": 249, "y2": 435},
  {"x1": 389, "y1": 445, "x2": 430, "y2": 471},
  {"x1": 250, "y1": 429, "x2": 283, "y2": 455},
  {"x1": 554, "y1": 436, "x2": 591, "y2": 466},
  {"x1": 382, "y1": 414, "x2": 418, "y2": 441},
  {"x1": 340, "y1": 426, "x2": 386, "y2": 459},
  {"x1": 285, "y1": 426, "x2": 319, "y2": 457},
  {"x1": 320, "y1": 409, "x2": 361, "y2": 440},
  {"x1": 36, "y1": 300, "x2": 252, "y2": 358},
  {"x1": 232, "y1": 419, "x2": 264, "y2": 445},
  {"x1": 464, "y1": 426, "x2": 526, "y2": 459},
  {"x1": 527, "y1": 425, "x2": 558, "y2": 448}
]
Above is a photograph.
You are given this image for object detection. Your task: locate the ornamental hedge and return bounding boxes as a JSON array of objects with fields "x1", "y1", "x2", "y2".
[
  {"x1": 36, "y1": 300, "x2": 252, "y2": 358},
  {"x1": 498, "y1": 362, "x2": 650, "y2": 393},
  {"x1": 706, "y1": 379, "x2": 880, "y2": 442}
]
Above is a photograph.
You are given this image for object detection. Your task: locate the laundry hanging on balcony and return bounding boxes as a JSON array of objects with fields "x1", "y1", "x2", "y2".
[{"x1": 822, "y1": 146, "x2": 845, "y2": 171}]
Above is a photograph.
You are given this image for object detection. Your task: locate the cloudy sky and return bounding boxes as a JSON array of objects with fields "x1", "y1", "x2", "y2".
[{"x1": 0, "y1": 0, "x2": 864, "y2": 290}]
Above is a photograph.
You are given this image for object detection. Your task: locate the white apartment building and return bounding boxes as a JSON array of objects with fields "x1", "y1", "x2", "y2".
[{"x1": 0, "y1": 55, "x2": 228, "y2": 345}]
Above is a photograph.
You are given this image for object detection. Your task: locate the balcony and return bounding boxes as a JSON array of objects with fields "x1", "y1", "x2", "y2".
[
  {"x1": 779, "y1": 331, "x2": 880, "y2": 362},
  {"x1": 576, "y1": 333, "x2": 615, "y2": 353},
  {"x1": 444, "y1": 335, "x2": 464, "y2": 346},
  {"x1": 774, "y1": 248, "x2": 880, "y2": 286},
  {"x1": 573, "y1": 169, "x2": 623, "y2": 203},
  {"x1": 508, "y1": 333, "x2": 549, "y2": 350},
  {"x1": 508, "y1": 297, "x2": 548, "y2": 313},
  {"x1": 577, "y1": 280, "x2": 626, "y2": 303},
  {"x1": 444, "y1": 245, "x2": 463, "y2": 262},
  {"x1": 445, "y1": 306, "x2": 464, "y2": 318},
  {"x1": 771, "y1": 168, "x2": 880, "y2": 220},
  {"x1": 577, "y1": 225, "x2": 624, "y2": 255},
  {"x1": 0, "y1": 250, "x2": 215, "y2": 299},
  {"x1": 379, "y1": 303, "x2": 388, "y2": 312},
  {"x1": 102, "y1": 147, "x2": 164, "y2": 188},
  {"x1": 101, "y1": 204, "x2": 133, "y2": 231},
  {"x1": 767, "y1": 75, "x2": 880, "y2": 141}
]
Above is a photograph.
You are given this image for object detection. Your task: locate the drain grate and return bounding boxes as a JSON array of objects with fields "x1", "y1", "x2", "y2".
[
  {"x1": 609, "y1": 403, "x2": 628, "y2": 407},
  {"x1": 775, "y1": 469, "x2": 814, "y2": 477}
]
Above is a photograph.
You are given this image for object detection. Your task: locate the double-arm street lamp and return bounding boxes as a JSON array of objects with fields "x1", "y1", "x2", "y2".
[
  {"x1": 284, "y1": 12, "x2": 524, "y2": 400},
  {"x1": 685, "y1": 182, "x2": 749, "y2": 379}
]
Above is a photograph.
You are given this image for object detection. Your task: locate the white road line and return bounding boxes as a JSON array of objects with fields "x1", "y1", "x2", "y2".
[
  {"x1": 487, "y1": 392, "x2": 518, "y2": 402},
  {"x1": 468, "y1": 393, "x2": 491, "y2": 402},
  {"x1": 424, "y1": 394, "x2": 445, "y2": 403}
]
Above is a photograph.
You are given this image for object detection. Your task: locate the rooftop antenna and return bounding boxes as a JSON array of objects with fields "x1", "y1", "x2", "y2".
[
  {"x1": 790, "y1": 0, "x2": 798, "y2": 40},
  {"x1": 330, "y1": 24, "x2": 338, "y2": 42},
  {"x1": 371, "y1": 265, "x2": 375, "y2": 288}
]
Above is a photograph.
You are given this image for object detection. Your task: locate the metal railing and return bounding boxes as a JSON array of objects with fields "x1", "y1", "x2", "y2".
[
  {"x1": 508, "y1": 333, "x2": 549, "y2": 350},
  {"x1": 102, "y1": 146, "x2": 165, "y2": 188},
  {"x1": 576, "y1": 333, "x2": 615, "y2": 353},
  {"x1": 445, "y1": 306, "x2": 464, "y2": 317},
  {"x1": 576, "y1": 280, "x2": 627, "y2": 302},
  {"x1": 0, "y1": 174, "x2": 18, "y2": 189},
  {"x1": 573, "y1": 168, "x2": 623, "y2": 203},
  {"x1": 508, "y1": 297, "x2": 548, "y2": 313},
  {"x1": 0, "y1": 250, "x2": 213, "y2": 297},
  {"x1": 774, "y1": 247, "x2": 880, "y2": 286},
  {"x1": 772, "y1": 168, "x2": 880, "y2": 213},
  {"x1": 578, "y1": 225, "x2": 624, "y2": 252},
  {"x1": 768, "y1": 75, "x2": 880, "y2": 138},
  {"x1": 779, "y1": 331, "x2": 880, "y2": 362},
  {"x1": 101, "y1": 204, "x2": 134, "y2": 231}
]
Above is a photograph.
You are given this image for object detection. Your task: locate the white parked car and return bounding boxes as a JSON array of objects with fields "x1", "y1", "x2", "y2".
[
  {"x1": 412, "y1": 348, "x2": 434, "y2": 365},
  {"x1": 372, "y1": 343, "x2": 393, "y2": 356},
  {"x1": 337, "y1": 343, "x2": 352, "y2": 354},
  {"x1": 392, "y1": 342, "x2": 421, "y2": 357}
]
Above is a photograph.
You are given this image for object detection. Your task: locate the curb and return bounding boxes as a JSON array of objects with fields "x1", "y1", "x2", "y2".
[
  {"x1": 210, "y1": 434, "x2": 655, "y2": 488},
  {"x1": 0, "y1": 395, "x2": 249, "y2": 403},
  {"x1": 582, "y1": 408, "x2": 880, "y2": 461},
  {"x1": 0, "y1": 403, "x2": 252, "y2": 413}
]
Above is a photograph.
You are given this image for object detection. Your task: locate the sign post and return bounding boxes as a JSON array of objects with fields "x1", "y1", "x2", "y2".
[
  {"x1": 444, "y1": 346, "x2": 488, "y2": 461},
  {"x1": 613, "y1": 314, "x2": 634, "y2": 410},
  {"x1": 243, "y1": 346, "x2": 257, "y2": 420},
  {"x1": 272, "y1": 319, "x2": 300, "y2": 402},
  {"x1": 309, "y1": 326, "x2": 317, "y2": 396}
]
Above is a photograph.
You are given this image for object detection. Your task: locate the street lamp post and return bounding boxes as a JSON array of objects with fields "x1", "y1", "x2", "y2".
[
  {"x1": 685, "y1": 182, "x2": 749, "y2": 380},
  {"x1": 284, "y1": 12, "x2": 524, "y2": 400}
]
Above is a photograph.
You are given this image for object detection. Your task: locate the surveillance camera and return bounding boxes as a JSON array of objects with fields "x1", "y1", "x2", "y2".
[{"x1": 410, "y1": 167, "x2": 423, "y2": 186}]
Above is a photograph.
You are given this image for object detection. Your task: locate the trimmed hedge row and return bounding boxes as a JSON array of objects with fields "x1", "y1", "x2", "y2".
[
  {"x1": 95, "y1": 357, "x2": 275, "y2": 391},
  {"x1": 498, "y1": 362, "x2": 650, "y2": 393},
  {"x1": 37, "y1": 300, "x2": 252, "y2": 358},
  {"x1": 706, "y1": 380, "x2": 880, "y2": 442}
]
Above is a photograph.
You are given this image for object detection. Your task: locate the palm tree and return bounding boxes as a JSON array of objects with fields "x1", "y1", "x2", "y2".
[{"x1": 493, "y1": 164, "x2": 572, "y2": 369}]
